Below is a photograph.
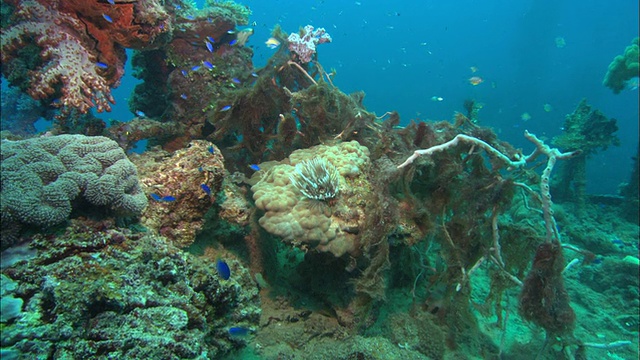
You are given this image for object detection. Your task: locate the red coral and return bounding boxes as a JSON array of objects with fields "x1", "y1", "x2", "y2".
[{"x1": 1, "y1": 0, "x2": 171, "y2": 114}]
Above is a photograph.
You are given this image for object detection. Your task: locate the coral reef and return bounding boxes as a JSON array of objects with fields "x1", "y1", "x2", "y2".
[
  {"x1": 135, "y1": 140, "x2": 225, "y2": 248},
  {"x1": 620, "y1": 145, "x2": 639, "y2": 223},
  {"x1": 1, "y1": 3, "x2": 637, "y2": 358},
  {"x1": 0, "y1": 219, "x2": 260, "y2": 359},
  {"x1": 0, "y1": 82, "x2": 50, "y2": 136},
  {"x1": 552, "y1": 99, "x2": 619, "y2": 212},
  {"x1": 603, "y1": 37, "x2": 639, "y2": 94},
  {"x1": 108, "y1": 117, "x2": 184, "y2": 152},
  {"x1": 1, "y1": 134, "x2": 147, "y2": 248},
  {"x1": 127, "y1": 49, "x2": 172, "y2": 119},
  {"x1": 553, "y1": 99, "x2": 619, "y2": 156},
  {"x1": 0, "y1": 0, "x2": 171, "y2": 115},
  {"x1": 127, "y1": 1, "x2": 252, "y2": 148}
]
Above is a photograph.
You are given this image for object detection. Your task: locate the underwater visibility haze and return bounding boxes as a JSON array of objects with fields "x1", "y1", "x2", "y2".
[{"x1": 1, "y1": 0, "x2": 638, "y2": 359}]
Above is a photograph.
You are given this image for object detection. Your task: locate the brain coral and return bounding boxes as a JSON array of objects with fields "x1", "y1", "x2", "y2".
[
  {"x1": 251, "y1": 141, "x2": 371, "y2": 257},
  {"x1": 1, "y1": 135, "x2": 147, "y2": 230}
]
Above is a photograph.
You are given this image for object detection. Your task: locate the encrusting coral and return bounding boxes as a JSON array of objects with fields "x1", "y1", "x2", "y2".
[
  {"x1": 135, "y1": 140, "x2": 226, "y2": 248},
  {"x1": 1, "y1": 134, "x2": 147, "y2": 248},
  {"x1": 0, "y1": 219, "x2": 260, "y2": 359}
]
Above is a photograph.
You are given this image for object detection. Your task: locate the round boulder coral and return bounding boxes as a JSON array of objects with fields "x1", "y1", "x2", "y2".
[{"x1": 252, "y1": 141, "x2": 372, "y2": 257}]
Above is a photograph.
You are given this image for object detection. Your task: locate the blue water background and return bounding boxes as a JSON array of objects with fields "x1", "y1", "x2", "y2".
[{"x1": 99, "y1": 0, "x2": 638, "y2": 194}]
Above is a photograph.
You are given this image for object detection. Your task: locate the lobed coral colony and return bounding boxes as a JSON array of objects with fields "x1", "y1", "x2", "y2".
[{"x1": 1, "y1": 1, "x2": 638, "y2": 360}]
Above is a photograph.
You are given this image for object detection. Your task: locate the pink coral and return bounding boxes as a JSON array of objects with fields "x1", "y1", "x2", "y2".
[
  {"x1": 1, "y1": 0, "x2": 171, "y2": 114},
  {"x1": 287, "y1": 25, "x2": 332, "y2": 63}
]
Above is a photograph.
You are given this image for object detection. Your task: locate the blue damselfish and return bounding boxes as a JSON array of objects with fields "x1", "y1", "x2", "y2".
[
  {"x1": 228, "y1": 327, "x2": 250, "y2": 336},
  {"x1": 216, "y1": 259, "x2": 230, "y2": 280}
]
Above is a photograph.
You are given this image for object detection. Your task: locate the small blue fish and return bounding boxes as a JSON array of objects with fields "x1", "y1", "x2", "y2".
[
  {"x1": 150, "y1": 193, "x2": 176, "y2": 202},
  {"x1": 185, "y1": 15, "x2": 195, "y2": 20},
  {"x1": 229, "y1": 39, "x2": 238, "y2": 46},
  {"x1": 231, "y1": 78, "x2": 241, "y2": 84},
  {"x1": 205, "y1": 41, "x2": 213, "y2": 53},
  {"x1": 191, "y1": 65, "x2": 201, "y2": 71},
  {"x1": 592, "y1": 257, "x2": 603, "y2": 265},
  {"x1": 175, "y1": 5, "x2": 182, "y2": 10},
  {"x1": 200, "y1": 183, "x2": 211, "y2": 195},
  {"x1": 102, "y1": 14, "x2": 113, "y2": 23},
  {"x1": 135, "y1": 110, "x2": 146, "y2": 117},
  {"x1": 227, "y1": 30, "x2": 236, "y2": 34},
  {"x1": 207, "y1": 145, "x2": 215, "y2": 154},
  {"x1": 107, "y1": 0, "x2": 115, "y2": 4},
  {"x1": 249, "y1": 164, "x2": 260, "y2": 171},
  {"x1": 251, "y1": 72, "x2": 259, "y2": 78},
  {"x1": 611, "y1": 239, "x2": 625, "y2": 248},
  {"x1": 95, "y1": 62, "x2": 108, "y2": 69},
  {"x1": 216, "y1": 259, "x2": 230, "y2": 280},
  {"x1": 203, "y1": 61, "x2": 215, "y2": 70},
  {"x1": 220, "y1": 105, "x2": 231, "y2": 112},
  {"x1": 228, "y1": 327, "x2": 251, "y2": 337},
  {"x1": 181, "y1": 70, "x2": 188, "y2": 77},
  {"x1": 180, "y1": 93, "x2": 188, "y2": 100},
  {"x1": 207, "y1": 36, "x2": 215, "y2": 43}
]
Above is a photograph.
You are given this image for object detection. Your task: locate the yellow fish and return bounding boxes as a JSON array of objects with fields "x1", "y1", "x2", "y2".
[
  {"x1": 265, "y1": 37, "x2": 280, "y2": 49},
  {"x1": 468, "y1": 76, "x2": 483, "y2": 86}
]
